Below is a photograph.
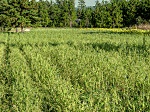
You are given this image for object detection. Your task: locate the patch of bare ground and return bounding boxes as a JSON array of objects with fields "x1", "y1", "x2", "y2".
[
  {"x1": 9, "y1": 27, "x2": 31, "y2": 33},
  {"x1": 136, "y1": 24, "x2": 150, "y2": 30}
]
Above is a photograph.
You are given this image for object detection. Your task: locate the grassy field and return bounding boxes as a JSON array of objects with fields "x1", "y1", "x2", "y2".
[{"x1": 0, "y1": 28, "x2": 150, "y2": 112}]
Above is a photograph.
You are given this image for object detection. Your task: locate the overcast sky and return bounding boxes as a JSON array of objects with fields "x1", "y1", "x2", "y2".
[
  {"x1": 75, "y1": 0, "x2": 101, "y2": 7},
  {"x1": 51, "y1": 0, "x2": 102, "y2": 7}
]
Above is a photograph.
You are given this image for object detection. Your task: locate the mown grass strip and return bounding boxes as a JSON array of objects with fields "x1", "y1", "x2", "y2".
[
  {"x1": 0, "y1": 29, "x2": 149, "y2": 111},
  {"x1": 8, "y1": 48, "x2": 41, "y2": 111},
  {"x1": 0, "y1": 35, "x2": 14, "y2": 111},
  {"x1": 0, "y1": 44, "x2": 6, "y2": 111},
  {"x1": 22, "y1": 46, "x2": 85, "y2": 111}
]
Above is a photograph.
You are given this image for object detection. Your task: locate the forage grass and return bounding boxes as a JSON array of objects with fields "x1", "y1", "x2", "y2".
[{"x1": 0, "y1": 28, "x2": 150, "y2": 111}]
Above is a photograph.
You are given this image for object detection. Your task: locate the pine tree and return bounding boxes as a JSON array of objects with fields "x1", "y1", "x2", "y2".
[
  {"x1": 61, "y1": 0, "x2": 69, "y2": 27},
  {"x1": 0, "y1": 0, "x2": 38, "y2": 32},
  {"x1": 49, "y1": 2, "x2": 61, "y2": 27},
  {"x1": 84, "y1": 7, "x2": 93, "y2": 27},
  {"x1": 55, "y1": 0, "x2": 76, "y2": 27},
  {"x1": 110, "y1": 0, "x2": 123, "y2": 28},
  {"x1": 55, "y1": 0, "x2": 65, "y2": 27},
  {"x1": 38, "y1": 0, "x2": 50, "y2": 27},
  {"x1": 0, "y1": 0, "x2": 12, "y2": 31},
  {"x1": 44, "y1": 0, "x2": 53, "y2": 27},
  {"x1": 77, "y1": 0, "x2": 86, "y2": 19},
  {"x1": 29, "y1": 0, "x2": 39, "y2": 27},
  {"x1": 121, "y1": 0, "x2": 138, "y2": 27},
  {"x1": 68, "y1": 0, "x2": 76, "y2": 27},
  {"x1": 93, "y1": 1, "x2": 112, "y2": 28},
  {"x1": 77, "y1": 0, "x2": 86, "y2": 27},
  {"x1": 91, "y1": 0, "x2": 99, "y2": 27},
  {"x1": 137, "y1": 0, "x2": 150, "y2": 23},
  {"x1": 92, "y1": 1, "x2": 102, "y2": 27}
]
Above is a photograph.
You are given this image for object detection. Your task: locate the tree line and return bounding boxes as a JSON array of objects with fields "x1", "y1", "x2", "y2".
[{"x1": 0, "y1": 0, "x2": 150, "y2": 32}]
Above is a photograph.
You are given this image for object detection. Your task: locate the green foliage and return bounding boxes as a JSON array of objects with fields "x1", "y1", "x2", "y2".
[
  {"x1": 0, "y1": 0, "x2": 150, "y2": 29},
  {"x1": 0, "y1": 28, "x2": 150, "y2": 111},
  {"x1": 37, "y1": 0, "x2": 50, "y2": 27},
  {"x1": 55, "y1": 0, "x2": 76, "y2": 27},
  {"x1": 110, "y1": 0, "x2": 123, "y2": 28},
  {"x1": 0, "y1": 0, "x2": 12, "y2": 31},
  {"x1": 77, "y1": 0, "x2": 86, "y2": 27},
  {"x1": 0, "y1": 0, "x2": 38, "y2": 32},
  {"x1": 93, "y1": 1, "x2": 112, "y2": 28},
  {"x1": 136, "y1": 0, "x2": 150, "y2": 23}
]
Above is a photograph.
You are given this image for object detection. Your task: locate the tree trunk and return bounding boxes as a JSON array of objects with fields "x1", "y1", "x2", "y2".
[
  {"x1": 21, "y1": 26, "x2": 24, "y2": 32},
  {"x1": 16, "y1": 27, "x2": 18, "y2": 33},
  {"x1": 70, "y1": 21, "x2": 72, "y2": 28}
]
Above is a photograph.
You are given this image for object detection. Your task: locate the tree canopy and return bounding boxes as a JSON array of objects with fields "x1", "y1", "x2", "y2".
[{"x1": 0, "y1": 0, "x2": 150, "y2": 32}]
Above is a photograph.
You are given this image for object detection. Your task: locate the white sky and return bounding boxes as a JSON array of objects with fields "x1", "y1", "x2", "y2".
[
  {"x1": 51, "y1": 0, "x2": 102, "y2": 7},
  {"x1": 75, "y1": 0, "x2": 101, "y2": 7}
]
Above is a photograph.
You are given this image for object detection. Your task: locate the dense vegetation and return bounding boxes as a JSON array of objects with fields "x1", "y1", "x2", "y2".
[
  {"x1": 0, "y1": 28, "x2": 150, "y2": 111},
  {"x1": 0, "y1": 0, "x2": 150, "y2": 31}
]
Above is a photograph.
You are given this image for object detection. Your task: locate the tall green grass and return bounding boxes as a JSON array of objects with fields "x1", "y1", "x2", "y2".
[{"x1": 0, "y1": 28, "x2": 150, "y2": 111}]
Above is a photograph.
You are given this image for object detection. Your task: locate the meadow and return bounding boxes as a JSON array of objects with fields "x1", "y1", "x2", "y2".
[{"x1": 0, "y1": 28, "x2": 150, "y2": 112}]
